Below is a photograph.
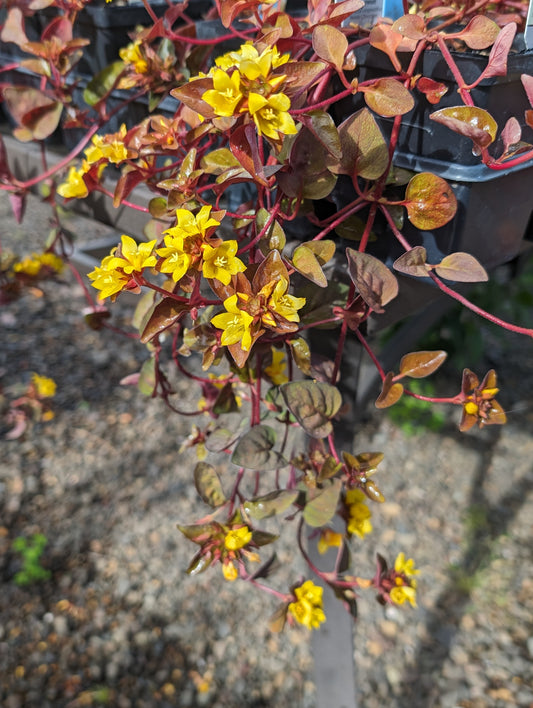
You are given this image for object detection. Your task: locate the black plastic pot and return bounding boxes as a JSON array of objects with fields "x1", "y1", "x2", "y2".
[{"x1": 336, "y1": 43, "x2": 533, "y2": 166}]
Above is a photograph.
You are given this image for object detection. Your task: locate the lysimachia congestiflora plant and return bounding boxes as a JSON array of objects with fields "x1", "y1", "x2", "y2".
[{"x1": 1, "y1": 0, "x2": 532, "y2": 630}]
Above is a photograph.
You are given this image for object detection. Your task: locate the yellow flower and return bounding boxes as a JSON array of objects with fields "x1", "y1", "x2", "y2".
[
  {"x1": 264, "y1": 348, "x2": 288, "y2": 386},
  {"x1": 288, "y1": 580, "x2": 326, "y2": 630},
  {"x1": 88, "y1": 264, "x2": 130, "y2": 300},
  {"x1": 106, "y1": 235, "x2": 157, "y2": 275},
  {"x1": 13, "y1": 256, "x2": 41, "y2": 276},
  {"x1": 201, "y1": 240, "x2": 246, "y2": 285},
  {"x1": 346, "y1": 489, "x2": 373, "y2": 539},
  {"x1": 266, "y1": 278, "x2": 305, "y2": 323},
  {"x1": 57, "y1": 166, "x2": 89, "y2": 199},
  {"x1": 247, "y1": 92, "x2": 297, "y2": 139},
  {"x1": 317, "y1": 528, "x2": 343, "y2": 555},
  {"x1": 157, "y1": 234, "x2": 193, "y2": 283},
  {"x1": 224, "y1": 525, "x2": 252, "y2": 551},
  {"x1": 165, "y1": 206, "x2": 221, "y2": 241},
  {"x1": 203, "y1": 69, "x2": 243, "y2": 117},
  {"x1": 119, "y1": 40, "x2": 149, "y2": 74},
  {"x1": 390, "y1": 553, "x2": 419, "y2": 608},
  {"x1": 215, "y1": 43, "x2": 289, "y2": 80},
  {"x1": 211, "y1": 294, "x2": 255, "y2": 351},
  {"x1": 222, "y1": 561, "x2": 239, "y2": 581},
  {"x1": 32, "y1": 374, "x2": 56, "y2": 398},
  {"x1": 394, "y1": 552, "x2": 420, "y2": 579},
  {"x1": 38, "y1": 252, "x2": 64, "y2": 273},
  {"x1": 84, "y1": 126, "x2": 129, "y2": 166}
]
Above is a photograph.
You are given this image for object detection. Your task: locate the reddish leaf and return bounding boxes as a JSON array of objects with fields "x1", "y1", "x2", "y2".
[
  {"x1": 292, "y1": 245, "x2": 328, "y2": 287},
  {"x1": 230, "y1": 123, "x2": 268, "y2": 187},
  {"x1": 312, "y1": 25, "x2": 348, "y2": 72},
  {"x1": 331, "y1": 108, "x2": 388, "y2": 181},
  {"x1": 171, "y1": 79, "x2": 216, "y2": 118},
  {"x1": 281, "y1": 381, "x2": 342, "y2": 438},
  {"x1": 392, "y1": 14, "x2": 426, "y2": 40},
  {"x1": 434, "y1": 253, "x2": 489, "y2": 282},
  {"x1": 375, "y1": 372, "x2": 404, "y2": 408},
  {"x1": 271, "y1": 62, "x2": 326, "y2": 96},
  {"x1": 361, "y1": 78, "x2": 414, "y2": 118},
  {"x1": 0, "y1": 8, "x2": 27, "y2": 47},
  {"x1": 500, "y1": 117, "x2": 521, "y2": 155},
  {"x1": 417, "y1": 77, "x2": 448, "y2": 105},
  {"x1": 328, "y1": 0, "x2": 365, "y2": 23},
  {"x1": 430, "y1": 106, "x2": 498, "y2": 150},
  {"x1": 8, "y1": 192, "x2": 26, "y2": 224},
  {"x1": 140, "y1": 298, "x2": 189, "y2": 343},
  {"x1": 456, "y1": 16, "x2": 500, "y2": 50},
  {"x1": 297, "y1": 110, "x2": 342, "y2": 159},
  {"x1": 404, "y1": 172, "x2": 457, "y2": 230},
  {"x1": 393, "y1": 246, "x2": 430, "y2": 277},
  {"x1": 399, "y1": 350, "x2": 447, "y2": 378},
  {"x1": 114, "y1": 170, "x2": 146, "y2": 208},
  {"x1": 42, "y1": 15, "x2": 72, "y2": 43},
  {"x1": 346, "y1": 249, "x2": 399, "y2": 313},
  {"x1": 369, "y1": 24, "x2": 403, "y2": 73},
  {"x1": 481, "y1": 22, "x2": 516, "y2": 79},
  {"x1": 194, "y1": 462, "x2": 226, "y2": 507}
]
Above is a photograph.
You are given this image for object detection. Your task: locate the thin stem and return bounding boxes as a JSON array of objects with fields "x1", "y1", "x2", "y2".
[{"x1": 354, "y1": 329, "x2": 387, "y2": 381}]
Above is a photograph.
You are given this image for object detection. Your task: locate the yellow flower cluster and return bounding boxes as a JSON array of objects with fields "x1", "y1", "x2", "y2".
[
  {"x1": 390, "y1": 552, "x2": 420, "y2": 608},
  {"x1": 157, "y1": 206, "x2": 245, "y2": 285},
  {"x1": 57, "y1": 125, "x2": 131, "y2": 200},
  {"x1": 345, "y1": 488, "x2": 373, "y2": 539},
  {"x1": 221, "y1": 525, "x2": 257, "y2": 582},
  {"x1": 88, "y1": 235, "x2": 156, "y2": 300},
  {"x1": 13, "y1": 252, "x2": 64, "y2": 277},
  {"x1": 119, "y1": 40, "x2": 149, "y2": 75},
  {"x1": 211, "y1": 279, "x2": 305, "y2": 352},
  {"x1": 288, "y1": 580, "x2": 326, "y2": 630},
  {"x1": 201, "y1": 43, "x2": 297, "y2": 139}
]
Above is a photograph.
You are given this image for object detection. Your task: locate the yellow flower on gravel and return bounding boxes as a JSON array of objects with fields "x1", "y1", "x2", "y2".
[
  {"x1": 13, "y1": 256, "x2": 41, "y2": 276},
  {"x1": 264, "y1": 348, "x2": 288, "y2": 386},
  {"x1": 247, "y1": 92, "x2": 297, "y2": 139},
  {"x1": 157, "y1": 234, "x2": 192, "y2": 283},
  {"x1": 32, "y1": 374, "x2": 56, "y2": 398},
  {"x1": 346, "y1": 488, "x2": 373, "y2": 539},
  {"x1": 57, "y1": 166, "x2": 88, "y2": 199},
  {"x1": 267, "y1": 278, "x2": 305, "y2": 323},
  {"x1": 211, "y1": 294, "x2": 254, "y2": 351},
  {"x1": 288, "y1": 580, "x2": 325, "y2": 630},
  {"x1": 88, "y1": 264, "x2": 130, "y2": 300},
  {"x1": 224, "y1": 525, "x2": 252, "y2": 551},
  {"x1": 390, "y1": 552, "x2": 419, "y2": 608},
  {"x1": 317, "y1": 528, "x2": 343, "y2": 555},
  {"x1": 106, "y1": 235, "x2": 157, "y2": 275},
  {"x1": 203, "y1": 69, "x2": 243, "y2": 117},
  {"x1": 222, "y1": 560, "x2": 238, "y2": 581},
  {"x1": 38, "y1": 252, "x2": 64, "y2": 273},
  {"x1": 394, "y1": 552, "x2": 420, "y2": 579},
  {"x1": 201, "y1": 240, "x2": 246, "y2": 285}
]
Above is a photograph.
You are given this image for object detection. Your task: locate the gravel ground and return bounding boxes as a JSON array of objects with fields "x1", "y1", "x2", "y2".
[{"x1": 1, "y1": 188, "x2": 532, "y2": 708}]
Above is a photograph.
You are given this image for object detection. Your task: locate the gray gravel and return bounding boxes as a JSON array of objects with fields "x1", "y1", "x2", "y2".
[{"x1": 1, "y1": 188, "x2": 532, "y2": 707}]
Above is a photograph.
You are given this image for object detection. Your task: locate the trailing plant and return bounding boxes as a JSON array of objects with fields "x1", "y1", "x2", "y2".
[{"x1": 1, "y1": 0, "x2": 532, "y2": 631}]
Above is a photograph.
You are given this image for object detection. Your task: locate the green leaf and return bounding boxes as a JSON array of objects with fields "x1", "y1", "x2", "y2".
[
  {"x1": 331, "y1": 108, "x2": 389, "y2": 180},
  {"x1": 404, "y1": 172, "x2": 457, "y2": 230},
  {"x1": 256, "y1": 208, "x2": 286, "y2": 252},
  {"x1": 205, "y1": 426, "x2": 242, "y2": 453},
  {"x1": 177, "y1": 522, "x2": 219, "y2": 543},
  {"x1": 140, "y1": 298, "x2": 189, "y2": 343},
  {"x1": 137, "y1": 358, "x2": 156, "y2": 396},
  {"x1": 303, "y1": 478, "x2": 342, "y2": 527},
  {"x1": 434, "y1": 253, "x2": 489, "y2": 282},
  {"x1": 186, "y1": 550, "x2": 214, "y2": 576},
  {"x1": 317, "y1": 456, "x2": 343, "y2": 481},
  {"x1": 251, "y1": 530, "x2": 279, "y2": 546},
  {"x1": 346, "y1": 249, "x2": 399, "y2": 313},
  {"x1": 194, "y1": 462, "x2": 227, "y2": 508},
  {"x1": 281, "y1": 381, "x2": 342, "y2": 438},
  {"x1": 231, "y1": 425, "x2": 287, "y2": 470},
  {"x1": 399, "y1": 350, "x2": 447, "y2": 378},
  {"x1": 83, "y1": 61, "x2": 124, "y2": 106},
  {"x1": 243, "y1": 490, "x2": 299, "y2": 520}
]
